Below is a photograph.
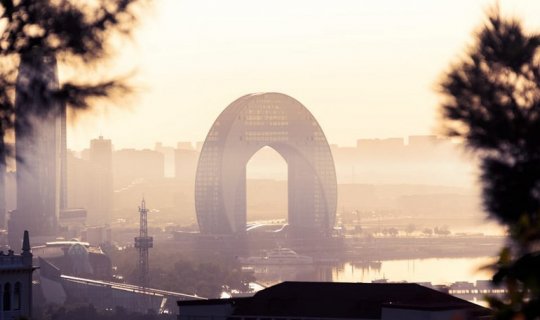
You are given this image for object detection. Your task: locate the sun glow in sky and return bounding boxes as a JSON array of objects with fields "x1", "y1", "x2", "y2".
[{"x1": 66, "y1": 0, "x2": 540, "y2": 150}]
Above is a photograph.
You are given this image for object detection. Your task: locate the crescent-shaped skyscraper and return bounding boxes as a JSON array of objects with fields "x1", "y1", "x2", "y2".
[{"x1": 195, "y1": 93, "x2": 337, "y2": 236}]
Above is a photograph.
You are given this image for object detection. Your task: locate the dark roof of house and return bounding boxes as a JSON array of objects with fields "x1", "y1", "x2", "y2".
[
  {"x1": 231, "y1": 281, "x2": 491, "y2": 319},
  {"x1": 178, "y1": 297, "x2": 249, "y2": 306}
]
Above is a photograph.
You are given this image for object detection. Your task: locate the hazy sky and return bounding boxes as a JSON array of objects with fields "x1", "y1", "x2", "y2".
[{"x1": 66, "y1": 0, "x2": 540, "y2": 150}]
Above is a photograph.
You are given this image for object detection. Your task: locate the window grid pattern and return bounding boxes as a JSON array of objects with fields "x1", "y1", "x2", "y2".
[{"x1": 195, "y1": 93, "x2": 337, "y2": 235}]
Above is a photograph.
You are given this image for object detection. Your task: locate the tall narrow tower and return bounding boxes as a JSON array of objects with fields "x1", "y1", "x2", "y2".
[
  {"x1": 134, "y1": 199, "x2": 152, "y2": 288},
  {"x1": 9, "y1": 52, "x2": 66, "y2": 248}
]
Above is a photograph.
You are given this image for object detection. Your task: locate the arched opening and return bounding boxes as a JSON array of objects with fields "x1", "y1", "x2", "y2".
[
  {"x1": 195, "y1": 93, "x2": 337, "y2": 235},
  {"x1": 3, "y1": 282, "x2": 10, "y2": 311},
  {"x1": 13, "y1": 282, "x2": 20, "y2": 310},
  {"x1": 246, "y1": 146, "x2": 288, "y2": 228}
]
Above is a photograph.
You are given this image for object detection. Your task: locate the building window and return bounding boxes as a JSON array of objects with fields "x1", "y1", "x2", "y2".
[
  {"x1": 14, "y1": 282, "x2": 21, "y2": 310},
  {"x1": 3, "y1": 283, "x2": 10, "y2": 311}
]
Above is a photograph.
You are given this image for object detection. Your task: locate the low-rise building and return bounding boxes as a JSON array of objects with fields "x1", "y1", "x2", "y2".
[
  {"x1": 0, "y1": 231, "x2": 35, "y2": 320},
  {"x1": 178, "y1": 281, "x2": 492, "y2": 320}
]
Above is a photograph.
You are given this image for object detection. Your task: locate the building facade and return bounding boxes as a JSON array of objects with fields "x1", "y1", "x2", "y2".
[
  {"x1": 0, "y1": 231, "x2": 35, "y2": 320},
  {"x1": 88, "y1": 136, "x2": 113, "y2": 225},
  {"x1": 113, "y1": 149, "x2": 164, "y2": 188},
  {"x1": 175, "y1": 146, "x2": 198, "y2": 183},
  {"x1": 195, "y1": 93, "x2": 337, "y2": 236},
  {"x1": 9, "y1": 52, "x2": 66, "y2": 248}
]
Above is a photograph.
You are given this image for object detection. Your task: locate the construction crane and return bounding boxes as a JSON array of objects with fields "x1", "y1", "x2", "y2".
[{"x1": 134, "y1": 199, "x2": 153, "y2": 289}]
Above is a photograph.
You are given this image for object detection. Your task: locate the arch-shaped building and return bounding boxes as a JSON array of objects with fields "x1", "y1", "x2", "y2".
[{"x1": 195, "y1": 93, "x2": 337, "y2": 236}]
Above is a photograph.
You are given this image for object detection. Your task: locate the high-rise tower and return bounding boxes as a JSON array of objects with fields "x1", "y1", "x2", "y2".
[
  {"x1": 8, "y1": 52, "x2": 66, "y2": 248},
  {"x1": 195, "y1": 93, "x2": 337, "y2": 237},
  {"x1": 88, "y1": 136, "x2": 113, "y2": 224}
]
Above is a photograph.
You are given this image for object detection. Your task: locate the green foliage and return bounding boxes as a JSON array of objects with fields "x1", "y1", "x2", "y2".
[{"x1": 440, "y1": 8, "x2": 540, "y2": 319}]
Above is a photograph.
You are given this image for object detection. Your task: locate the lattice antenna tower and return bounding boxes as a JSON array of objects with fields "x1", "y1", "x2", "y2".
[{"x1": 134, "y1": 198, "x2": 153, "y2": 289}]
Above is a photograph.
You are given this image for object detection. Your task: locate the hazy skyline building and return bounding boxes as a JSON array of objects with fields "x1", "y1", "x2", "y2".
[
  {"x1": 113, "y1": 149, "x2": 164, "y2": 188},
  {"x1": 155, "y1": 142, "x2": 175, "y2": 177},
  {"x1": 89, "y1": 136, "x2": 113, "y2": 224},
  {"x1": 195, "y1": 93, "x2": 337, "y2": 236},
  {"x1": 175, "y1": 145, "x2": 198, "y2": 182},
  {"x1": 9, "y1": 53, "x2": 66, "y2": 248}
]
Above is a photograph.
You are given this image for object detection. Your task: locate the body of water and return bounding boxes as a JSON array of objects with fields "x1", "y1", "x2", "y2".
[
  {"x1": 252, "y1": 256, "x2": 495, "y2": 286},
  {"x1": 333, "y1": 256, "x2": 494, "y2": 284}
]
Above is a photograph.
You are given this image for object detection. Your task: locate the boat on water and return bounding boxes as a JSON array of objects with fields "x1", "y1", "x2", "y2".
[{"x1": 239, "y1": 248, "x2": 313, "y2": 265}]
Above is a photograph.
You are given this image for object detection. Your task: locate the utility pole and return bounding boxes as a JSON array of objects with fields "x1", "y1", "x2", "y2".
[{"x1": 134, "y1": 199, "x2": 153, "y2": 289}]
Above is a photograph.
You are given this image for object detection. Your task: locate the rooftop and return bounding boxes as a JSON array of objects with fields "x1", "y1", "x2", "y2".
[{"x1": 178, "y1": 281, "x2": 491, "y2": 319}]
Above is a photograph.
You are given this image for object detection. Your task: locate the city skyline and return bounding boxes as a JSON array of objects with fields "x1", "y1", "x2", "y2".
[
  {"x1": 3, "y1": 1, "x2": 529, "y2": 315},
  {"x1": 65, "y1": 0, "x2": 540, "y2": 151},
  {"x1": 67, "y1": 133, "x2": 460, "y2": 152}
]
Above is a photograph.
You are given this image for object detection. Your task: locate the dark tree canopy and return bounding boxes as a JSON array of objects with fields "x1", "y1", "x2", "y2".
[
  {"x1": 440, "y1": 10, "x2": 540, "y2": 319},
  {"x1": 0, "y1": 0, "x2": 146, "y2": 161},
  {"x1": 441, "y1": 12, "x2": 540, "y2": 227}
]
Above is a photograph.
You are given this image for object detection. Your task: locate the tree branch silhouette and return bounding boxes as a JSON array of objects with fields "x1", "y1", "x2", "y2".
[
  {"x1": 0, "y1": 0, "x2": 147, "y2": 163},
  {"x1": 440, "y1": 8, "x2": 540, "y2": 319}
]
